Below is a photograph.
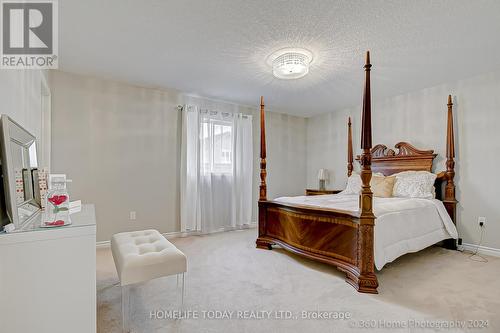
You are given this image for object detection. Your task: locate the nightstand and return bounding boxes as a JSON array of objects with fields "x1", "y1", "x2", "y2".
[{"x1": 305, "y1": 189, "x2": 342, "y2": 196}]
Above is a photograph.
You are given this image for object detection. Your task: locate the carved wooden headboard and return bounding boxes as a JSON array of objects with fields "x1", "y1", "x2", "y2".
[
  {"x1": 368, "y1": 142, "x2": 437, "y2": 176},
  {"x1": 347, "y1": 125, "x2": 439, "y2": 177}
]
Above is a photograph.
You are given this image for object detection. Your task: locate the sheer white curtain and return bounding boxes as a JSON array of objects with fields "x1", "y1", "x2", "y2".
[{"x1": 180, "y1": 106, "x2": 253, "y2": 233}]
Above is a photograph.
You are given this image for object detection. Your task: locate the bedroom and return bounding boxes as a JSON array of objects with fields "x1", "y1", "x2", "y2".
[{"x1": 0, "y1": 0, "x2": 499, "y2": 332}]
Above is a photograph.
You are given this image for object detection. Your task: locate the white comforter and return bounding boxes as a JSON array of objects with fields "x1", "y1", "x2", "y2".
[{"x1": 274, "y1": 193, "x2": 458, "y2": 270}]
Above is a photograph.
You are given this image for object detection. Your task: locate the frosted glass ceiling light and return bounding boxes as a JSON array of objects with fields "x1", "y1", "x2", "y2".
[{"x1": 267, "y1": 48, "x2": 313, "y2": 79}]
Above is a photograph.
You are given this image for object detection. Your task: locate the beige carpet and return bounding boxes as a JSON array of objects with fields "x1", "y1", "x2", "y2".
[{"x1": 97, "y1": 229, "x2": 500, "y2": 333}]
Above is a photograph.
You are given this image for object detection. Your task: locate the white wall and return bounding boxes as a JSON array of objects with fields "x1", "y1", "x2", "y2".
[
  {"x1": 307, "y1": 70, "x2": 500, "y2": 249},
  {"x1": 262, "y1": 112, "x2": 307, "y2": 200},
  {"x1": 0, "y1": 70, "x2": 49, "y2": 165},
  {"x1": 50, "y1": 71, "x2": 182, "y2": 242},
  {"x1": 50, "y1": 71, "x2": 307, "y2": 242}
]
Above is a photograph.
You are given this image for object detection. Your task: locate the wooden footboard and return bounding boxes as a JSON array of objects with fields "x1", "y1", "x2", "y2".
[{"x1": 256, "y1": 201, "x2": 379, "y2": 294}]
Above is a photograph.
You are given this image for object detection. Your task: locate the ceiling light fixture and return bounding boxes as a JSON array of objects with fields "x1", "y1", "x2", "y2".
[{"x1": 267, "y1": 48, "x2": 313, "y2": 80}]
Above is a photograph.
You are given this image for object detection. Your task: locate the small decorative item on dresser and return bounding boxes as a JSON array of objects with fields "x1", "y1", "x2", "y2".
[
  {"x1": 317, "y1": 168, "x2": 329, "y2": 190},
  {"x1": 305, "y1": 188, "x2": 342, "y2": 196},
  {"x1": 42, "y1": 174, "x2": 71, "y2": 227}
]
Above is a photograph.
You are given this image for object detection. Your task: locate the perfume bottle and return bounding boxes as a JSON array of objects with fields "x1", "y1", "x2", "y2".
[{"x1": 43, "y1": 174, "x2": 70, "y2": 226}]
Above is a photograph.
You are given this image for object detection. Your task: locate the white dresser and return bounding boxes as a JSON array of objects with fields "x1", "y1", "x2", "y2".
[{"x1": 0, "y1": 205, "x2": 96, "y2": 333}]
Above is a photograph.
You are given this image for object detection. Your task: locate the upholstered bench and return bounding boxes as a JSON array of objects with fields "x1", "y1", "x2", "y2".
[{"x1": 111, "y1": 229, "x2": 187, "y2": 332}]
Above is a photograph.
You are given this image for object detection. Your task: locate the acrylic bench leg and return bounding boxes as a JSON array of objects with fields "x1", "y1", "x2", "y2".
[
  {"x1": 122, "y1": 284, "x2": 130, "y2": 332},
  {"x1": 181, "y1": 273, "x2": 185, "y2": 308}
]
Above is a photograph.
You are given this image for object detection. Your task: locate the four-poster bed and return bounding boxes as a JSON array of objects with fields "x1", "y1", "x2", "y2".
[{"x1": 256, "y1": 52, "x2": 457, "y2": 294}]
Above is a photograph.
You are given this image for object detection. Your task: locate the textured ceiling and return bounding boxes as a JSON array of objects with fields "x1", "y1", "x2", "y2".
[{"x1": 59, "y1": 0, "x2": 500, "y2": 116}]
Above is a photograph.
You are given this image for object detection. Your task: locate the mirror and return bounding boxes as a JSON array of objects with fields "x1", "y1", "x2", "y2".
[{"x1": 0, "y1": 115, "x2": 41, "y2": 228}]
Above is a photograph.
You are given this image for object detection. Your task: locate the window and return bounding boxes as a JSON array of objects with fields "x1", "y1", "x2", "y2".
[
  {"x1": 182, "y1": 107, "x2": 253, "y2": 233},
  {"x1": 201, "y1": 119, "x2": 233, "y2": 174}
]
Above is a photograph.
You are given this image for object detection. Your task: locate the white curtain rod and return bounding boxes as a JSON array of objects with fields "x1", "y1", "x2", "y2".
[{"x1": 177, "y1": 105, "x2": 252, "y2": 119}]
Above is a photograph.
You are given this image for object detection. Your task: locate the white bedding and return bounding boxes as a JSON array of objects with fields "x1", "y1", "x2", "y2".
[{"x1": 273, "y1": 193, "x2": 458, "y2": 270}]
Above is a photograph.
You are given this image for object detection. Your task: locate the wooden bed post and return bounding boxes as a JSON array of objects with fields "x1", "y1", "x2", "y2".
[
  {"x1": 347, "y1": 117, "x2": 353, "y2": 177},
  {"x1": 259, "y1": 96, "x2": 267, "y2": 201},
  {"x1": 443, "y1": 95, "x2": 457, "y2": 249},
  {"x1": 347, "y1": 51, "x2": 378, "y2": 293},
  {"x1": 256, "y1": 96, "x2": 272, "y2": 250},
  {"x1": 445, "y1": 95, "x2": 456, "y2": 209}
]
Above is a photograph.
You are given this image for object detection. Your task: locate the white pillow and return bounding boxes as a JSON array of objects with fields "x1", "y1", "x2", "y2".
[
  {"x1": 392, "y1": 171, "x2": 437, "y2": 199},
  {"x1": 343, "y1": 172, "x2": 384, "y2": 195},
  {"x1": 343, "y1": 173, "x2": 362, "y2": 194}
]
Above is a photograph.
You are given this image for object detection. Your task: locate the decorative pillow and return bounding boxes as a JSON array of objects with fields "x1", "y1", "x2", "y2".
[
  {"x1": 392, "y1": 171, "x2": 437, "y2": 199},
  {"x1": 343, "y1": 173, "x2": 362, "y2": 194},
  {"x1": 343, "y1": 172, "x2": 388, "y2": 195},
  {"x1": 371, "y1": 175, "x2": 396, "y2": 198}
]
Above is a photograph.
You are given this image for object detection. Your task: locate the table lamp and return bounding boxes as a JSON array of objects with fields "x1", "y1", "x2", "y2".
[{"x1": 318, "y1": 169, "x2": 328, "y2": 191}]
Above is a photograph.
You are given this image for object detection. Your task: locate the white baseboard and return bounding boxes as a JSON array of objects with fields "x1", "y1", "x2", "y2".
[
  {"x1": 95, "y1": 223, "x2": 257, "y2": 249},
  {"x1": 96, "y1": 241, "x2": 111, "y2": 249},
  {"x1": 458, "y1": 243, "x2": 500, "y2": 257}
]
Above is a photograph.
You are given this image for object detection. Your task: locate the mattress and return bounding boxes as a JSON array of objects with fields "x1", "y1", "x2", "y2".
[{"x1": 273, "y1": 193, "x2": 458, "y2": 270}]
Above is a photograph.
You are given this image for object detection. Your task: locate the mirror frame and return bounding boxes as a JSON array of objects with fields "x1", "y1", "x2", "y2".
[{"x1": 0, "y1": 115, "x2": 41, "y2": 228}]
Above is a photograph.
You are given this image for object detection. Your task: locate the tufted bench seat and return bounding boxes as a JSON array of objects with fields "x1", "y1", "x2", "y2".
[
  {"x1": 111, "y1": 229, "x2": 187, "y2": 332},
  {"x1": 111, "y1": 229, "x2": 187, "y2": 286}
]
